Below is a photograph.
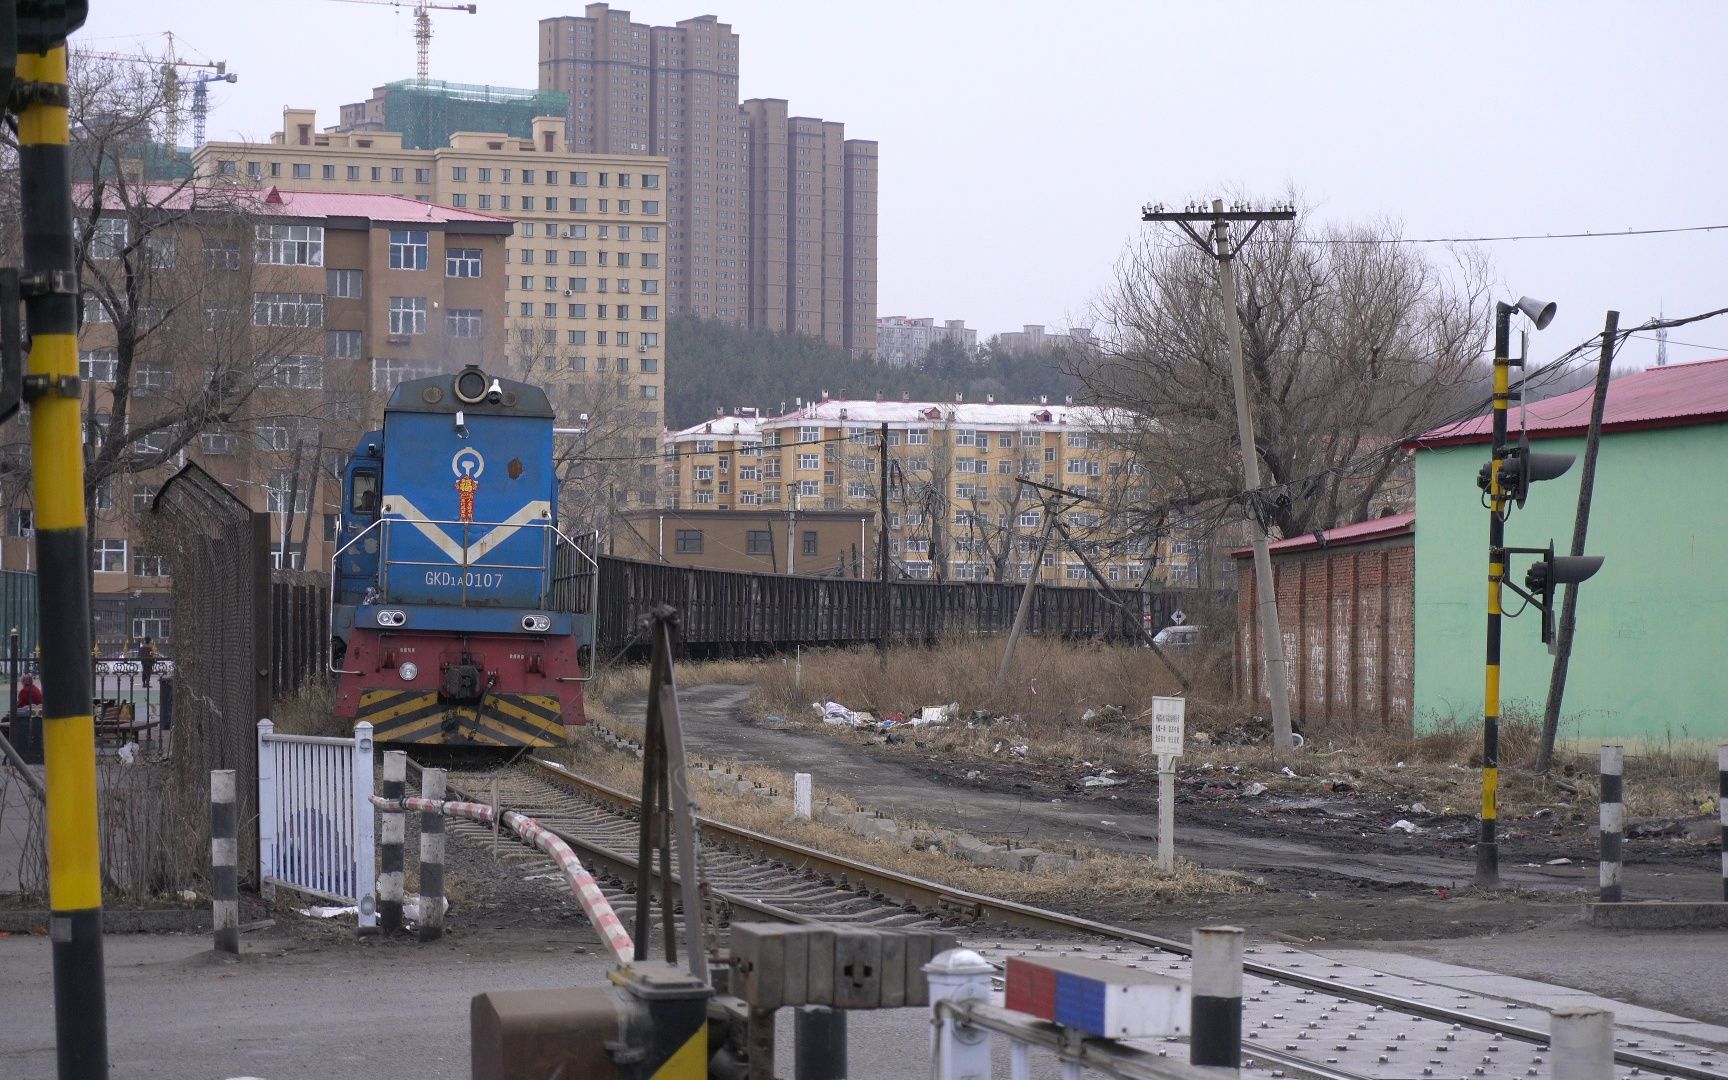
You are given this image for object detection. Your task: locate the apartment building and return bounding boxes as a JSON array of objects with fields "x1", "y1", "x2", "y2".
[
  {"x1": 662, "y1": 399, "x2": 1197, "y2": 586},
  {"x1": 0, "y1": 187, "x2": 509, "y2": 647},
  {"x1": 613, "y1": 507, "x2": 875, "y2": 575},
  {"x1": 538, "y1": 6, "x2": 878, "y2": 355},
  {"x1": 192, "y1": 109, "x2": 669, "y2": 507},
  {"x1": 741, "y1": 99, "x2": 877, "y2": 354},
  {"x1": 876, "y1": 317, "x2": 978, "y2": 368},
  {"x1": 993, "y1": 324, "x2": 1094, "y2": 354}
]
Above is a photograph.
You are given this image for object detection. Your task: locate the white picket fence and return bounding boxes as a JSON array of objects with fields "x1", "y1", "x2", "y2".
[{"x1": 257, "y1": 719, "x2": 377, "y2": 929}]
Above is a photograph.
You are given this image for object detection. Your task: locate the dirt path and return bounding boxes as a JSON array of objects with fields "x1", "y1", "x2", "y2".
[{"x1": 636, "y1": 684, "x2": 1721, "y2": 942}]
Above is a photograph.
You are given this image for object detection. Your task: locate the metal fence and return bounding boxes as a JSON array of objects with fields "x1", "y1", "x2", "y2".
[
  {"x1": 0, "y1": 569, "x2": 38, "y2": 657},
  {"x1": 271, "y1": 571, "x2": 330, "y2": 700},
  {"x1": 148, "y1": 462, "x2": 271, "y2": 882},
  {"x1": 257, "y1": 719, "x2": 376, "y2": 929}
]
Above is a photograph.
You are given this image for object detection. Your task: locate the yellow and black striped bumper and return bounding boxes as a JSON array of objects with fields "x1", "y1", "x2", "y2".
[{"x1": 358, "y1": 690, "x2": 570, "y2": 747}]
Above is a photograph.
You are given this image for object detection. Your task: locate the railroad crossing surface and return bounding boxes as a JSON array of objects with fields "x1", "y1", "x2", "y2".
[{"x1": 1, "y1": 922, "x2": 1724, "y2": 1079}]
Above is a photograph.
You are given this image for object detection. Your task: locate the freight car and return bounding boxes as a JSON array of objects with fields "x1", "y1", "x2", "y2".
[{"x1": 328, "y1": 365, "x2": 597, "y2": 748}]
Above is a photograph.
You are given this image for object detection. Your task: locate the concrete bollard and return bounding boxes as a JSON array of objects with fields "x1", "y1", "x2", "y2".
[
  {"x1": 1599, "y1": 745, "x2": 1623, "y2": 903},
  {"x1": 793, "y1": 772, "x2": 812, "y2": 820},
  {"x1": 1718, "y1": 744, "x2": 1727, "y2": 902},
  {"x1": 1190, "y1": 925, "x2": 1244, "y2": 1068},
  {"x1": 1549, "y1": 1005, "x2": 1614, "y2": 1080},
  {"x1": 794, "y1": 1005, "x2": 847, "y2": 1080},
  {"x1": 210, "y1": 769, "x2": 239, "y2": 954},
  {"x1": 418, "y1": 767, "x2": 446, "y2": 941},
  {"x1": 379, "y1": 751, "x2": 407, "y2": 932}
]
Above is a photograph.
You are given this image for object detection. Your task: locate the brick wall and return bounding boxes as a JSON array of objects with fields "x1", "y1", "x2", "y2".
[{"x1": 1236, "y1": 537, "x2": 1414, "y2": 731}]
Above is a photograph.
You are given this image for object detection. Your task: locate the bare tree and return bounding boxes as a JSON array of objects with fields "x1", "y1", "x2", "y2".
[{"x1": 1075, "y1": 211, "x2": 1491, "y2": 539}]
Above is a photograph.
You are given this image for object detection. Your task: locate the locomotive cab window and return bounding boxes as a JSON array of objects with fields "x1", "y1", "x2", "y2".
[{"x1": 351, "y1": 470, "x2": 380, "y2": 514}]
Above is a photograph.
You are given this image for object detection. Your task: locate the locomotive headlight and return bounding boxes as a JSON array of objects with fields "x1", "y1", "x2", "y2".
[
  {"x1": 521, "y1": 614, "x2": 551, "y2": 632},
  {"x1": 398, "y1": 661, "x2": 418, "y2": 681}
]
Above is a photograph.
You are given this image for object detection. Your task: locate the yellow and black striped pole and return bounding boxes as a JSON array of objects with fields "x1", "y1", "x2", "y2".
[
  {"x1": 18, "y1": 39, "x2": 110, "y2": 1078},
  {"x1": 1477, "y1": 302, "x2": 1515, "y2": 889}
]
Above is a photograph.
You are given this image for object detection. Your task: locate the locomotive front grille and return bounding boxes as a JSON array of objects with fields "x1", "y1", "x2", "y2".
[{"x1": 357, "y1": 690, "x2": 568, "y2": 747}]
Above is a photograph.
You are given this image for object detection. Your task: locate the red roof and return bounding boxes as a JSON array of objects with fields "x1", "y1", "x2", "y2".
[
  {"x1": 76, "y1": 182, "x2": 513, "y2": 227},
  {"x1": 1414, "y1": 357, "x2": 1728, "y2": 447},
  {"x1": 1229, "y1": 511, "x2": 1413, "y2": 559}
]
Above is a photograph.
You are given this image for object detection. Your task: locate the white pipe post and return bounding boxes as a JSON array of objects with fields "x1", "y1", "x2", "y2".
[
  {"x1": 925, "y1": 948, "x2": 994, "y2": 1080},
  {"x1": 793, "y1": 773, "x2": 812, "y2": 820},
  {"x1": 1599, "y1": 745, "x2": 1623, "y2": 903},
  {"x1": 1548, "y1": 1006, "x2": 1614, "y2": 1080},
  {"x1": 256, "y1": 719, "x2": 277, "y2": 900},
  {"x1": 210, "y1": 770, "x2": 239, "y2": 954},
  {"x1": 351, "y1": 722, "x2": 376, "y2": 932},
  {"x1": 418, "y1": 767, "x2": 446, "y2": 941},
  {"x1": 1718, "y1": 744, "x2": 1727, "y2": 901},
  {"x1": 1158, "y1": 753, "x2": 1176, "y2": 871},
  {"x1": 379, "y1": 750, "x2": 406, "y2": 932}
]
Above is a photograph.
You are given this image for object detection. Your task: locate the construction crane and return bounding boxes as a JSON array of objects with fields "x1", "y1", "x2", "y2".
[
  {"x1": 75, "y1": 37, "x2": 233, "y2": 148},
  {"x1": 325, "y1": 0, "x2": 478, "y2": 87}
]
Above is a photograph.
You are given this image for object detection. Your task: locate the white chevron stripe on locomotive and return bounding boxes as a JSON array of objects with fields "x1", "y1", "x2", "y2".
[{"x1": 378, "y1": 496, "x2": 552, "y2": 565}]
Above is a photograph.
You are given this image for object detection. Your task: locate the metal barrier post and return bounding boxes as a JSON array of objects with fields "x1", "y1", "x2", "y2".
[
  {"x1": 256, "y1": 720, "x2": 277, "y2": 899},
  {"x1": 926, "y1": 948, "x2": 994, "y2": 1080},
  {"x1": 419, "y1": 767, "x2": 446, "y2": 941},
  {"x1": 211, "y1": 770, "x2": 239, "y2": 953},
  {"x1": 794, "y1": 1006, "x2": 847, "y2": 1080},
  {"x1": 1599, "y1": 745, "x2": 1623, "y2": 903},
  {"x1": 1190, "y1": 925, "x2": 1244, "y2": 1068},
  {"x1": 1548, "y1": 1005, "x2": 1614, "y2": 1080},
  {"x1": 351, "y1": 722, "x2": 376, "y2": 931},
  {"x1": 379, "y1": 750, "x2": 406, "y2": 932}
]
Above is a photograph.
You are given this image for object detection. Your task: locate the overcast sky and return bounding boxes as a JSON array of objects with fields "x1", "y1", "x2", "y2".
[{"x1": 80, "y1": 0, "x2": 1727, "y2": 368}]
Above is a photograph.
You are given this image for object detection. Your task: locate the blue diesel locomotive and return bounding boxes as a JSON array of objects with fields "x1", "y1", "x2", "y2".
[{"x1": 330, "y1": 365, "x2": 595, "y2": 747}]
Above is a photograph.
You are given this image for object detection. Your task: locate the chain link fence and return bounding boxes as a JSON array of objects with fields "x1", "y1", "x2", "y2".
[{"x1": 147, "y1": 462, "x2": 270, "y2": 884}]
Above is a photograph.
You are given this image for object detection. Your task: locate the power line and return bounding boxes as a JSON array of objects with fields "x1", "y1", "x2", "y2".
[{"x1": 1292, "y1": 223, "x2": 1728, "y2": 246}]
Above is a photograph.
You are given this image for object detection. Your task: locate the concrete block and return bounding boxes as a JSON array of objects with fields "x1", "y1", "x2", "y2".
[
  {"x1": 952, "y1": 835, "x2": 997, "y2": 864},
  {"x1": 733, "y1": 780, "x2": 757, "y2": 796},
  {"x1": 985, "y1": 847, "x2": 1039, "y2": 873},
  {"x1": 820, "y1": 806, "x2": 851, "y2": 827},
  {"x1": 1585, "y1": 902, "x2": 1728, "y2": 930},
  {"x1": 863, "y1": 817, "x2": 900, "y2": 842},
  {"x1": 1030, "y1": 851, "x2": 1080, "y2": 874}
]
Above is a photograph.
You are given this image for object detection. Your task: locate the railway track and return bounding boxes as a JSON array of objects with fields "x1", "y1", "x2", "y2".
[{"x1": 422, "y1": 758, "x2": 1727, "y2": 1080}]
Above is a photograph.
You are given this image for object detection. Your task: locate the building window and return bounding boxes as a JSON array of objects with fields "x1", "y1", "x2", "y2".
[
  {"x1": 500, "y1": 195, "x2": 512, "y2": 211},
  {"x1": 643, "y1": 200, "x2": 659, "y2": 215},
  {"x1": 802, "y1": 531, "x2": 818, "y2": 556},
  {"x1": 327, "y1": 329, "x2": 362, "y2": 359},
  {"x1": 415, "y1": 168, "x2": 430, "y2": 183},
  {"x1": 389, "y1": 296, "x2": 428, "y2": 335},
  {"x1": 546, "y1": 197, "x2": 559, "y2": 212},
  {"x1": 326, "y1": 268, "x2": 362, "y2": 298},
  {"x1": 452, "y1": 166, "x2": 468, "y2": 182},
  {"x1": 675, "y1": 529, "x2": 703, "y2": 554},
  {"x1": 446, "y1": 309, "x2": 483, "y2": 338},
  {"x1": 370, "y1": 356, "x2": 432, "y2": 391},
  {"x1": 521, "y1": 196, "x2": 536, "y2": 211},
  {"x1": 571, "y1": 171, "x2": 587, "y2": 186},
  {"x1": 255, "y1": 224, "x2": 323, "y2": 266},
  {"x1": 389, "y1": 229, "x2": 429, "y2": 270},
  {"x1": 642, "y1": 253, "x2": 660, "y2": 268},
  {"x1": 391, "y1": 167, "x2": 405, "y2": 183},
  {"x1": 292, "y1": 163, "x2": 310, "y2": 179},
  {"x1": 446, "y1": 248, "x2": 483, "y2": 277},
  {"x1": 370, "y1": 167, "x2": 381, "y2": 181},
  {"x1": 252, "y1": 292, "x2": 324, "y2": 327},
  {"x1": 79, "y1": 348, "x2": 117, "y2": 383},
  {"x1": 451, "y1": 194, "x2": 467, "y2": 208},
  {"x1": 267, "y1": 354, "x2": 323, "y2": 389},
  {"x1": 92, "y1": 538, "x2": 127, "y2": 573},
  {"x1": 478, "y1": 194, "x2": 492, "y2": 209},
  {"x1": 201, "y1": 239, "x2": 240, "y2": 271}
]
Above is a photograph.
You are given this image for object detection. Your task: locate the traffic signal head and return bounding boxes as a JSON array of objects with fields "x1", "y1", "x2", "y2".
[{"x1": 1525, "y1": 541, "x2": 1604, "y2": 651}]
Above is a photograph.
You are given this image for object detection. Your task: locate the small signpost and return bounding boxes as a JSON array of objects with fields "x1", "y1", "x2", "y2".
[{"x1": 1150, "y1": 696, "x2": 1185, "y2": 870}]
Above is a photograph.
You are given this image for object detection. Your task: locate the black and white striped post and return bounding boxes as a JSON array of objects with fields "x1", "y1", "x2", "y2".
[
  {"x1": 210, "y1": 770, "x2": 239, "y2": 954},
  {"x1": 1190, "y1": 924, "x2": 1243, "y2": 1068},
  {"x1": 1599, "y1": 745, "x2": 1623, "y2": 903},
  {"x1": 1718, "y1": 744, "x2": 1727, "y2": 901},
  {"x1": 379, "y1": 751, "x2": 406, "y2": 932},
  {"x1": 418, "y1": 767, "x2": 446, "y2": 941}
]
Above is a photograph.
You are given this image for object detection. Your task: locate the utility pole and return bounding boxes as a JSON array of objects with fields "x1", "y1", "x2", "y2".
[
  {"x1": 1536, "y1": 311, "x2": 1618, "y2": 773},
  {"x1": 1140, "y1": 199, "x2": 1295, "y2": 753},
  {"x1": 877, "y1": 422, "x2": 889, "y2": 664}
]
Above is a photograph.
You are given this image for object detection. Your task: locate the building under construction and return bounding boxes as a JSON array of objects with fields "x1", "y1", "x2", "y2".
[{"x1": 337, "y1": 80, "x2": 568, "y2": 150}]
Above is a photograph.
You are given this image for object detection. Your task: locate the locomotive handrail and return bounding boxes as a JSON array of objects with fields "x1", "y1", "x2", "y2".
[{"x1": 328, "y1": 518, "x2": 386, "y2": 674}]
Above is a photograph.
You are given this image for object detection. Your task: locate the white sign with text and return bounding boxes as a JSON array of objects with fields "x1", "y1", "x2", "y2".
[{"x1": 1150, "y1": 696, "x2": 1186, "y2": 758}]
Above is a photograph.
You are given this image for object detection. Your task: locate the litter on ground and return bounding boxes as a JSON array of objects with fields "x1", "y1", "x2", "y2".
[{"x1": 1389, "y1": 819, "x2": 1418, "y2": 833}]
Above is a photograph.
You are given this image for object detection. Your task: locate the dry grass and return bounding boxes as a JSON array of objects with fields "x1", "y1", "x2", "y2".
[
  {"x1": 714, "y1": 642, "x2": 1717, "y2": 824},
  {"x1": 545, "y1": 730, "x2": 1247, "y2": 905},
  {"x1": 271, "y1": 678, "x2": 345, "y2": 737}
]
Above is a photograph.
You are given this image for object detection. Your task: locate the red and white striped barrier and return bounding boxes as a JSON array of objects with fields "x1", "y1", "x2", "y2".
[{"x1": 371, "y1": 794, "x2": 634, "y2": 964}]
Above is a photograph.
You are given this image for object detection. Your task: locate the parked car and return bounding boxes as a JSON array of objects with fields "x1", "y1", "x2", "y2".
[{"x1": 1151, "y1": 624, "x2": 1204, "y2": 648}]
